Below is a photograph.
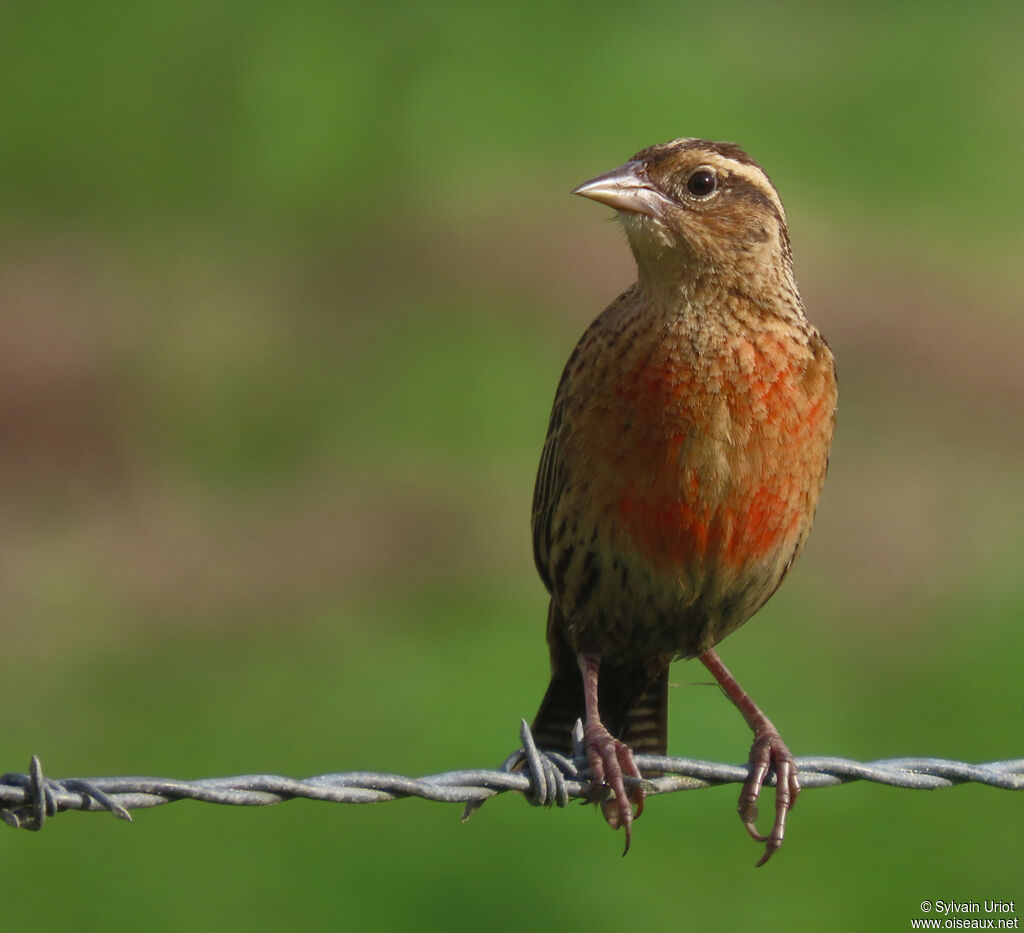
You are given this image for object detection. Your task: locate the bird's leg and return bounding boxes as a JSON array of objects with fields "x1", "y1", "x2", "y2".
[
  {"x1": 577, "y1": 653, "x2": 644, "y2": 854},
  {"x1": 699, "y1": 648, "x2": 800, "y2": 867}
]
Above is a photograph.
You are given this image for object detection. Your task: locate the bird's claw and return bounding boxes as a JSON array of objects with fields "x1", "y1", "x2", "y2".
[
  {"x1": 739, "y1": 727, "x2": 800, "y2": 867},
  {"x1": 582, "y1": 722, "x2": 644, "y2": 854}
]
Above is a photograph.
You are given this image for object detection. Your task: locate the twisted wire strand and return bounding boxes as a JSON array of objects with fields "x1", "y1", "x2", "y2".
[{"x1": 2, "y1": 720, "x2": 1022, "y2": 831}]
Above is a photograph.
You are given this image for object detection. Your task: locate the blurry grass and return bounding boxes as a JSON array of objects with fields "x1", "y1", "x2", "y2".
[
  {"x1": 4, "y1": 2, "x2": 1024, "y2": 257},
  {"x1": 139, "y1": 299, "x2": 557, "y2": 486}
]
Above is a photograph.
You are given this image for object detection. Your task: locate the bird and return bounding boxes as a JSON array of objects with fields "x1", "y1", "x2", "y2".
[{"x1": 529, "y1": 138, "x2": 837, "y2": 865}]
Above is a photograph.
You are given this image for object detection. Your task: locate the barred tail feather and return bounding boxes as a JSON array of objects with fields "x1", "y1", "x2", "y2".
[{"x1": 531, "y1": 664, "x2": 585, "y2": 754}]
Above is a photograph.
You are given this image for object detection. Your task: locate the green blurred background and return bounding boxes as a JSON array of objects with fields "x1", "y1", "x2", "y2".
[{"x1": 2, "y1": 2, "x2": 1022, "y2": 929}]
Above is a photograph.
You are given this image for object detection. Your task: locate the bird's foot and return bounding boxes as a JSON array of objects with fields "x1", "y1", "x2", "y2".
[
  {"x1": 739, "y1": 725, "x2": 800, "y2": 867},
  {"x1": 582, "y1": 721, "x2": 644, "y2": 854}
]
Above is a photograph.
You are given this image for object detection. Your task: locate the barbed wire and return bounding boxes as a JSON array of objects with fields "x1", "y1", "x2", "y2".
[{"x1": 2, "y1": 720, "x2": 1021, "y2": 832}]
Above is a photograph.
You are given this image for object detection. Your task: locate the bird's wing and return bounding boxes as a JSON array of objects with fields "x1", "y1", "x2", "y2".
[{"x1": 531, "y1": 386, "x2": 568, "y2": 596}]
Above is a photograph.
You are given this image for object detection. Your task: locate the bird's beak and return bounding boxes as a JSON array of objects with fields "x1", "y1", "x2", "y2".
[{"x1": 572, "y1": 160, "x2": 670, "y2": 219}]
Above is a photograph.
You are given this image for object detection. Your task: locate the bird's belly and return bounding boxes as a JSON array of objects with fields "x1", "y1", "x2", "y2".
[
  {"x1": 553, "y1": 334, "x2": 832, "y2": 661},
  {"x1": 563, "y1": 462, "x2": 808, "y2": 661},
  {"x1": 615, "y1": 464, "x2": 803, "y2": 572}
]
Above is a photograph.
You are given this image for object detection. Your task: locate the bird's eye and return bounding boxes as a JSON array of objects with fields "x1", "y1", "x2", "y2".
[{"x1": 686, "y1": 169, "x2": 718, "y2": 199}]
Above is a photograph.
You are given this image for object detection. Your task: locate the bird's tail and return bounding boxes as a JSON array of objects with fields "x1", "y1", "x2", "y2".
[{"x1": 531, "y1": 605, "x2": 668, "y2": 758}]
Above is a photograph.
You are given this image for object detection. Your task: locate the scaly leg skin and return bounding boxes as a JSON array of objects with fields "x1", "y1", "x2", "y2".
[
  {"x1": 700, "y1": 649, "x2": 801, "y2": 867},
  {"x1": 577, "y1": 653, "x2": 644, "y2": 854}
]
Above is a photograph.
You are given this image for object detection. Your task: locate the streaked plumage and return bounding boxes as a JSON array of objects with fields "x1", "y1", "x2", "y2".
[{"x1": 530, "y1": 139, "x2": 836, "y2": 863}]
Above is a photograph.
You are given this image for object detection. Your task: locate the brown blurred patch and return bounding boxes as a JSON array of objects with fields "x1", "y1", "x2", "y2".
[
  {"x1": 88, "y1": 470, "x2": 531, "y2": 622},
  {"x1": 0, "y1": 238, "x2": 133, "y2": 503},
  {"x1": 0, "y1": 221, "x2": 1021, "y2": 648},
  {"x1": 798, "y1": 241, "x2": 1024, "y2": 620}
]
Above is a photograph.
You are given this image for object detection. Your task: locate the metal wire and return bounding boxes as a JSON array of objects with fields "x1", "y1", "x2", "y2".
[{"x1": 2, "y1": 719, "x2": 1021, "y2": 831}]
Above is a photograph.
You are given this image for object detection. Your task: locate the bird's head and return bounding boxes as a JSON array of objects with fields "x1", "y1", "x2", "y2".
[{"x1": 574, "y1": 139, "x2": 793, "y2": 289}]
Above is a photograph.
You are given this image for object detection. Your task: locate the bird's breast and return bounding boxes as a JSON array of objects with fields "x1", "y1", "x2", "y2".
[{"x1": 568, "y1": 321, "x2": 834, "y2": 576}]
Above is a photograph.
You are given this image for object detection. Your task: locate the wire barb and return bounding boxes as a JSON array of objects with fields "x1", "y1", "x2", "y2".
[
  {"x1": 2, "y1": 722, "x2": 1022, "y2": 831},
  {"x1": 0, "y1": 755, "x2": 134, "y2": 830}
]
